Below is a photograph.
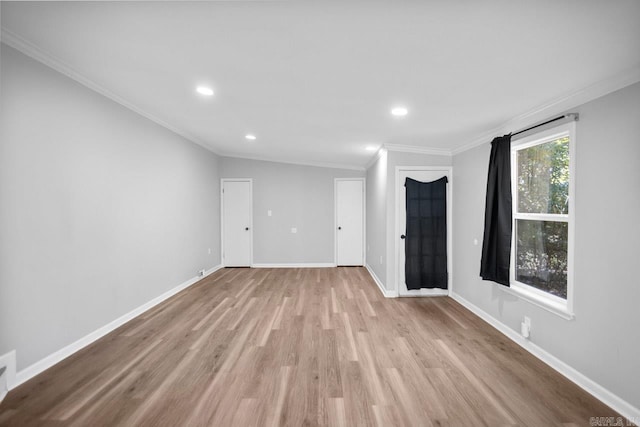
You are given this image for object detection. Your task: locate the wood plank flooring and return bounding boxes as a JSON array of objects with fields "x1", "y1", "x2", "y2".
[{"x1": 0, "y1": 267, "x2": 623, "y2": 426}]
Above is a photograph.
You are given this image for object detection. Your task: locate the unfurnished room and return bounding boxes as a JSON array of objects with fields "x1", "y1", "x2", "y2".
[{"x1": 1, "y1": 1, "x2": 639, "y2": 426}]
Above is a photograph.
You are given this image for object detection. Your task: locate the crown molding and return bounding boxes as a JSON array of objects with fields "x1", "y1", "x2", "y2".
[
  {"x1": 364, "y1": 147, "x2": 387, "y2": 170},
  {"x1": 364, "y1": 142, "x2": 452, "y2": 171},
  {"x1": 384, "y1": 143, "x2": 452, "y2": 157},
  {"x1": 219, "y1": 152, "x2": 366, "y2": 172},
  {"x1": 1, "y1": 28, "x2": 220, "y2": 155},
  {"x1": 5, "y1": 26, "x2": 638, "y2": 163},
  {"x1": 451, "y1": 65, "x2": 640, "y2": 156}
]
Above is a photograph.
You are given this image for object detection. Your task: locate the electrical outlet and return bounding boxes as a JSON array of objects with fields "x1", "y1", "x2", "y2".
[
  {"x1": 379, "y1": 255, "x2": 383, "y2": 265},
  {"x1": 521, "y1": 316, "x2": 531, "y2": 339},
  {"x1": 198, "y1": 269, "x2": 205, "y2": 277}
]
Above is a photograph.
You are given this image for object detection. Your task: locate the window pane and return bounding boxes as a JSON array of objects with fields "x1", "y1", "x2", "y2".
[
  {"x1": 517, "y1": 136, "x2": 569, "y2": 214},
  {"x1": 516, "y1": 219, "x2": 568, "y2": 299}
]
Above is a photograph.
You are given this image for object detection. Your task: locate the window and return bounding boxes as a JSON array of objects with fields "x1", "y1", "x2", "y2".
[{"x1": 510, "y1": 122, "x2": 575, "y2": 318}]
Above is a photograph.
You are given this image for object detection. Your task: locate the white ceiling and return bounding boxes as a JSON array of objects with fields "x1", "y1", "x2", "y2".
[{"x1": 2, "y1": 1, "x2": 640, "y2": 169}]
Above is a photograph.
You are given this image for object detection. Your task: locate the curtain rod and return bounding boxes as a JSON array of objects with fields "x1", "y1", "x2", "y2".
[{"x1": 511, "y1": 113, "x2": 579, "y2": 137}]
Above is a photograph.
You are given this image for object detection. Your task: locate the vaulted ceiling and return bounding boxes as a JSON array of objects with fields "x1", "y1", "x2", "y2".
[{"x1": 2, "y1": 1, "x2": 640, "y2": 168}]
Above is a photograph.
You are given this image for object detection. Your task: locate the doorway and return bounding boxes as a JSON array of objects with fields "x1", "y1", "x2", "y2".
[
  {"x1": 335, "y1": 178, "x2": 365, "y2": 266},
  {"x1": 396, "y1": 167, "x2": 452, "y2": 296},
  {"x1": 221, "y1": 179, "x2": 253, "y2": 267}
]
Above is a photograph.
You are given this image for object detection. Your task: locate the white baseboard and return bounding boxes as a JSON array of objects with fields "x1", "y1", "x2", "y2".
[
  {"x1": 365, "y1": 264, "x2": 397, "y2": 298},
  {"x1": 450, "y1": 292, "x2": 640, "y2": 422},
  {"x1": 0, "y1": 350, "x2": 16, "y2": 403},
  {"x1": 11, "y1": 264, "x2": 223, "y2": 390},
  {"x1": 398, "y1": 286, "x2": 450, "y2": 298},
  {"x1": 251, "y1": 263, "x2": 336, "y2": 268}
]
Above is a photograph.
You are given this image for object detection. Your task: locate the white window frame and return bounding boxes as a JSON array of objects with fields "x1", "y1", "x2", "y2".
[{"x1": 508, "y1": 121, "x2": 576, "y2": 320}]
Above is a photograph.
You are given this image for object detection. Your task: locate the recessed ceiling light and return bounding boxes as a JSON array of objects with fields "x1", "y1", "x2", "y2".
[
  {"x1": 245, "y1": 134, "x2": 257, "y2": 140},
  {"x1": 196, "y1": 86, "x2": 214, "y2": 96},
  {"x1": 391, "y1": 106, "x2": 408, "y2": 117},
  {"x1": 366, "y1": 146, "x2": 377, "y2": 151}
]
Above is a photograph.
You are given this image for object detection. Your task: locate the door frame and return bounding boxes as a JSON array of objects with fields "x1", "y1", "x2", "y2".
[
  {"x1": 220, "y1": 178, "x2": 253, "y2": 267},
  {"x1": 334, "y1": 178, "x2": 366, "y2": 267},
  {"x1": 394, "y1": 166, "x2": 453, "y2": 297}
]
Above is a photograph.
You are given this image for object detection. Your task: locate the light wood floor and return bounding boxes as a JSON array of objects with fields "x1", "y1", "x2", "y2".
[{"x1": 0, "y1": 267, "x2": 621, "y2": 426}]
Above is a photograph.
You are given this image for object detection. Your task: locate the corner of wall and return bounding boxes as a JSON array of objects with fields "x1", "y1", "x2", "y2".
[
  {"x1": 0, "y1": 350, "x2": 17, "y2": 400},
  {"x1": 365, "y1": 150, "x2": 389, "y2": 289},
  {"x1": 9, "y1": 265, "x2": 223, "y2": 391},
  {"x1": 365, "y1": 264, "x2": 397, "y2": 298},
  {"x1": 450, "y1": 292, "x2": 640, "y2": 422}
]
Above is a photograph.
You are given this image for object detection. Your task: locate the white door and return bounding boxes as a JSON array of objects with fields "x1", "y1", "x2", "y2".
[
  {"x1": 336, "y1": 179, "x2": 364, "y2": 266},
  {"x1": 222, "y1": 179, "x2": 252, "y2": 267},
  {"x1": 397, "y1": 168, "x2": 452, "y2": 296}
]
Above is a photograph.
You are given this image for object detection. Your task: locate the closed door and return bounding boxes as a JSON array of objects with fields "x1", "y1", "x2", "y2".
[
  {"x1": 222, "y1": 180, "x2": 252, "y2": 267},
  {"x1": 336, "y1": 179, "x2": 364, "y2": 266},
  {"x1": 397, "y1": 168, "x2": 451, "y2": 296}
]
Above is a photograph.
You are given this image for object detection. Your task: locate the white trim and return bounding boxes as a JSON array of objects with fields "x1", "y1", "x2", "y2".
[
  {"x1": 0, "y1": 351, "x2": 16, "y2": 402},
  {"x1": 363, "y1": 180, "x2": 367, "y2": 267},
  {"x1": 10, "y1": 265, "x2": 222, "y2": 390},
  {"x1": 384, "y1": 143, "x2": 452, "y2": 157},
  {"x1": 220, "y1": 178, "x2": 253, "y2": 268},
  {"x1": 220, "y1": 153, "x2": 365, "y2": 172},
  {"x1": 334, "y1": 178, "x2": 366, "y2": 267},
  {"x1": 365, "y1": 264, "x2": 398, "y2": 298},
  {"x1": 394, "y1": 166, "x2": 454, "y2": 298},
  {"x1": 509, "y1": 121, "x2": 576, "y2": 319},
  {"x1": 452, "y1": 66, "x2": 640, "y2": 156},
  {"x1": 450, "y1": 292, "x2": 640, "y2": 423},
  {"x1": 251, "y1": 263, "x2": 336, "y2": 268},
  {"x1": 501, "y1": 284, "x2": 574, "y2": 320},
  {"x1": 513, "y1": 212, "x2": 569, "y2": 222},
  {"x1": 399, "y1": 289, "x2": 449, "y2": 298},
  {"x1": 0, "y1": 30, "x2": 219, "y2": 156}
]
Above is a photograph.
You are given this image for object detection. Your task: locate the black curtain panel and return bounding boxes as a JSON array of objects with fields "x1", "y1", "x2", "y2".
[
  {"x1": 404, "y1": 176, "x2": 448, "y2": 290},
  {"x1": 480, "y1": 135, "x2": 512, "y2": 286}
]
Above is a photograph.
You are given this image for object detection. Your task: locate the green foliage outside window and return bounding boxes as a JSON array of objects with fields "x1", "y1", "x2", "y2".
[
  {"x1": 517, "y1": 137, "x2": 569, "y2": 215},
  {"x1": 515, "y1": 137, "x2": 569, "y2": 299}
]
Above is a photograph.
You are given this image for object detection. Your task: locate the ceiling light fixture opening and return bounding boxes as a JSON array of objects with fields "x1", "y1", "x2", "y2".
[
  {"x1": 366, "y1": 146, "x2": 378, "y2": 151},
  {"x1": 196, "y1": 86, "x2": 214, "y2": 96},
  {"x1": 391, "y1": 106, "x2": 408, "y2": 117},
  {"x1": 245, "y1": 134, "x2": 257, "y2": 140}
]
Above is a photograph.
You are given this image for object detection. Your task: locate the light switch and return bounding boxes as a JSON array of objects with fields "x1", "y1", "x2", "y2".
[
  {"x1": 268, "y1": 210, "x2": 272, "y2": 216},
  {"x1": 291, "y1": 227, "x2": 297, "y2": 233},
  {"x1": 473, "y1": 238, "x2": 479, "y2": 246}
]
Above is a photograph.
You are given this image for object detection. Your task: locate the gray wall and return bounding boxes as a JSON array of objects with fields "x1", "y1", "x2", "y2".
[
  {"x1": 0, "y1": 45, "x2": 221, "y2": 371},
  {"x1": 452, "y1": 82, "x2": 640, "y2": 408},
  {"x1": 219, "y1": 157, "x2": 364, "y2": 265},
  {"x1": 365, "y1": 151, "x2": 387, "y2": 284}
]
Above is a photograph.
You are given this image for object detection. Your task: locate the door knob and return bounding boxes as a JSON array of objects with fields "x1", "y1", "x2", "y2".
[
  {"x1": 400, "y1": 234, "x2": 406, "y2": 239},
  {"x1": 245, "y1": 227, "x2": 249, "y2": 231},
  {"x1": 338, "y1": 226, "x2": 342, "y2": 230}
]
